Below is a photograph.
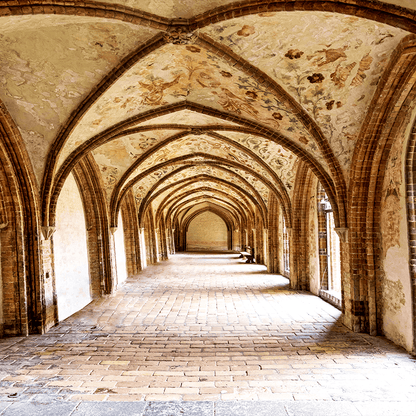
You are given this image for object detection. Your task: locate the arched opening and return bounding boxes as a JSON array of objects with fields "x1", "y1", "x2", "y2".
[
  {"x1": 398, "y1": 113, "x2": 416, "y2": 353},
  {"x1": 114, "y1": 211, "x2": 127, "y2": 287},
  {"x1": 186, "y1": 211, "x2": 229, "y2": 251},
  {"x1": 405, "y1": 117, "x2": 416, "y2": 354},
  {"x1": 54, "y1": 173, "x2": 91, "y2": 321},
  {"x1": 282, "y1": 215, "x2": 290, "y2": 277},
  {"x1": 317, "y1": 183, "x2": 341, "y2": 309}
]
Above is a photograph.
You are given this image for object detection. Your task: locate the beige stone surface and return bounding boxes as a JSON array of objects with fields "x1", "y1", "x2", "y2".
[{"x1": 0, "y1": 253, "x2": 414, "y2": 402}]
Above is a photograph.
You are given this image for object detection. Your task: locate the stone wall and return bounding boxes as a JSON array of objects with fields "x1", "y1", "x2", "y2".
[{"x1": 187, "y1": 212, "x2": 228, "y2": 251}]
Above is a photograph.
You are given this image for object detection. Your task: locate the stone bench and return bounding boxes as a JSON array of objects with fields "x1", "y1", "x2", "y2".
[{"x1": 239, "y1": 246, "x2": 255, "y2": 264}]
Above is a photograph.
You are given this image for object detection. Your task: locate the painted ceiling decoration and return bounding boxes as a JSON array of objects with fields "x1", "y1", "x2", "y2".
[
  {"x1": 151, "y1": 175, "x2": 264, "y2": 217},
  {"x1": 0, "y1": 0, "x2": 415, "y2": 233},
  {"x1": 148, "y1": 170, "x2": 266, "y2": 213},
  {"x1": 164, "y1": 188, "x2": 254, "y2": 227}
]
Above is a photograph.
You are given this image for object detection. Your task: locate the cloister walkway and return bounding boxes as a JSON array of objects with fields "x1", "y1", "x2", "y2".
[{"x1": 0, "y1": 252, "x2": 415, "y2": 415}]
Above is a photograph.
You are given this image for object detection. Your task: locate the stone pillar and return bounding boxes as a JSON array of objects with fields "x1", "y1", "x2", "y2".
[
  {"x1": 154, "y1": 228, "x2": 160, "y2": 262},
  {"x1": 109, "y1": 227, "x2": 119, "y2": 290},
  {"x1": 233, "y1": 229, "x2": 240, "y2": 251},
  {"x1": 171, "y1": 229, "x2": 176, "y2": 254},
  {"x1": 263, "y1": 228, "x2": 268, "y2": 268}
]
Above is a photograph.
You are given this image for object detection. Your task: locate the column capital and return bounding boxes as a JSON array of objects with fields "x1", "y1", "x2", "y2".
[
  {"x1": 41, "y1": 226, "x2": 56, "y2": 240},
  {"x1": 335, "y1": 227, "x2": 349, "y2": 243}
]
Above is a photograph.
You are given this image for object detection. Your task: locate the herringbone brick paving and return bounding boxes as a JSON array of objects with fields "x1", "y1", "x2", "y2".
[{"x1": 0, "y1": 253, "x2": 415, "y2": 412}]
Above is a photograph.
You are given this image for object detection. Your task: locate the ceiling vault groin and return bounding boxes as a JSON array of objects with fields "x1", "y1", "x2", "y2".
[
  {"x1": 2, "y1": 0, "x2": 412, "y2": 238},
  {"x1": 1, "y1": 1, "x2": 415, "y2": 32},
  {"x1": 150, "y1": 176, "x2": 263, "y2": 226},
  {"x1": 152, "y1": 173, "x2": 264, "y2": 223}
]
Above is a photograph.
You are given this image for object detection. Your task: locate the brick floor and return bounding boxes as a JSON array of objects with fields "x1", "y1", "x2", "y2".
[{"x1": 0, "y1": 253, "x2": 415, "y2": 413}]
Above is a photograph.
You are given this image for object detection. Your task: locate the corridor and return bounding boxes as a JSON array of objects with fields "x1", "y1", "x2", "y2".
[{"x1": 0, "y1": 253, "x2": 415, "y2": 415}]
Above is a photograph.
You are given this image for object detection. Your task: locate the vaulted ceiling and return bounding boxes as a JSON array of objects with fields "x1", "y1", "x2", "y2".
[{"x1": 0, "y1": 0, "x2": 415, "y2": 232}]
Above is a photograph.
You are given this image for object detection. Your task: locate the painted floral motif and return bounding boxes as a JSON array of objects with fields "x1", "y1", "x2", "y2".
[
  {"x1": 381, "y1": 134, "x2": 405, "y2": 257},
  {"x1": 219, "y1": 131, "x2": 300, "y2": 196},
  {"x1": 60, "y1": 44, "x2": 311, "y2": 171},
  {"x1": 0, "y1": 16, "x2": 159, "y2": 184},
  {"x1": 138, "y1": 109, "x2": 241, "y2": 127},
  {"x1": 151, "y1": 165, "x2": 264, "y2": 205},
  {"x1": 138, "y1": 75, "x2": 181, "y2": 105},
  {"x1": 202, "y1": 12, "x2": 407, "y2": 177},
  {"x1": 126, "y1": 134, "x2": 275, "y2": 186}
]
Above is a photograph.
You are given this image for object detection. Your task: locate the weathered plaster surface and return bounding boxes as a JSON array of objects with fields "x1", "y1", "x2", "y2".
[
  {"x1": 221, "y1": 131, "x2": 300, "y2": 195},
  {"x1": 131, "y1": 165, "x2": 178, "y2": 206},
  {"x1": 138, "y1": 109, "x2": 241, "y2": 127},
  {"x1": 380, "y1": 114, "x2": 413, "y2": 352},
  {"x1": 309, "y1": 178, "x2": 320, "y2": 296},
  {"x1": 93, "y1": 130, "x2": 177, "y2": 199},
  {"x1": 123, "y1": 137, "x2": 273, "y2": 207},
  {"x1": 95, "y1": 0, "x2": 238, "y2": 19},
  {"x1": 187, "y1": 211, "x2": 228, "y2": 251},
  {"x1": 114, "y1": 211, "x2": 127, "y2": 285},
  {"x1": 0, "y1": 15, "x2": 159, "y2": 185},
  {"x1": 159, "y1": 180, "x2": 247, "y2": 208},
  {"x1": 91, "y1": 0, "x2": 416, "y2": 18},
  {"x1": 61, "y1": 44, "x2": 309, "y2": 171},
  {"x1": 278, "y1": 206, "x2": 284, "y2": 275},
  {"x1": 169, "y1": 189, "x2": 247, "y2": 213},
  {"x1": 383, "y1": 0, "x2": 416, "y2": 10},
  {"x1": 54, "y1": 173, "x2": 91, "y2": 321},
  {"x1": 151, "y1": 165, "x2": 259, "y2": 205},
  {"x1": 202, "y1": 12, "x2": 408, "y2": 179},
  {"x1": 154, "y1": 188, "x2": 237, "y2": 220},
  {"x1": 227, "y1": 165, "x2": 270, "y2": 205}
]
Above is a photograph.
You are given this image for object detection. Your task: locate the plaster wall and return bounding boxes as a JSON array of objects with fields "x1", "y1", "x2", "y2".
[
  {"x1": 380, "y1": 115, "x2": 414, "y2": 352},
  {"x1": 41, "y1": 239, "x2": 55, "y2": 331},
  {"x1": 187, "y1": 211, "x2": 228, "y2": 251},
  {"x1": 309, "y1": 179, "x2": 320, "y2": 296},
  {"x1": 114, "y1": 211, "x2": 127, "y2": 287},
  {"x1": 278, "y1": 207, "x2": 285, "y2": 277},
  {"x1": 0, "y1": 238, "x2": 3, "y2": 336},
  {"x1": 54, "y1": 173, "x2": 91, "y2": 321}
]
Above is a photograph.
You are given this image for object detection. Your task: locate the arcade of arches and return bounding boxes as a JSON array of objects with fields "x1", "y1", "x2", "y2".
[{"x1": 0, "y1": 0, "x2": 416, "y2": 361}]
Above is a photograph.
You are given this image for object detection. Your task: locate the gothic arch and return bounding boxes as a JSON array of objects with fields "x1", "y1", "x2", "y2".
[
  {"x1": 0, "y1": 102, "x2": 41, "y2": 335},
  {"x1": 405, "y1": 117, "x2": 416, "y2": 354}
]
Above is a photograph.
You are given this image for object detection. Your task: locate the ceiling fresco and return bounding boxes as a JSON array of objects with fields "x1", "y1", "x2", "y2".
[
  {"x1": 226, "y1": 165, "x2": 271, "y2": 206},
  {"x1": 175, "y1": 200, "x2": 240, "y2": 224},
  {"x1": 124, "y1": 134, "x2": 276, "y2": 186},
  {"x1": 201, "y1": 12, "x2": 409, "y2": 177},
  {"x1": 217, "y1": 131, "x2": 300, "y2": 194},
  {"x1": 137, "y1": 109, "x2": 241, "y2": 127},
  {"x1": 131, "y1": 161, "x2": 265, "y2": 212},
  {"x1": 131, "y1": 164, "x2": 179, "y2": 205},
  {"x1": 0, "y1": 15, "x2": 159, "y2": 184},
  {"x1": 83, "y1": 0, "x2": 416, "y2": 18},
  {"x1": 164, "y1": 185, "x2": 252, "y2": 214},
  {"x1": 96, "y1": 0, "x2": 239, "y2": 19},
  {"x1": 58, "y1": 43, "x2": 311, "y2": 171},
  {"x1": 173, "y1": 196, "x2": 242, "y2": 222},
  {"x1": 149, "y1": 165, "x2": 266, "y2": 206},
  {"x1": 93, "y1": 129, "x2": 182, "y2": 199},
  {"x1": 1, "y1": 1, "x2": 414, "y2": 234}
]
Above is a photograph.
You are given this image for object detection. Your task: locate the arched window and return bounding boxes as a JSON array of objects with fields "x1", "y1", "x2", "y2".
[
  {"x1": 283, "y1": 216, "x2": 290, "y2": 274},
  {"x1": 317, "y1": 183, "x2": 341, "y2": 307}
]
